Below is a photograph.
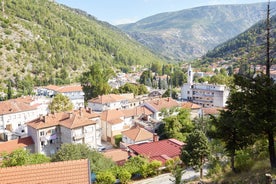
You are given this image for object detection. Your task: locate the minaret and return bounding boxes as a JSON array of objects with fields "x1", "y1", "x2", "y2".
[{"x1": 187, "y1": 64, "x2": 193, "y2": 84}]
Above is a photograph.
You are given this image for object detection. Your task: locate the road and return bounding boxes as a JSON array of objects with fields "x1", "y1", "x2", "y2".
[{"x1": 133, "y1": 167, "x2": 207, "y2": 184}]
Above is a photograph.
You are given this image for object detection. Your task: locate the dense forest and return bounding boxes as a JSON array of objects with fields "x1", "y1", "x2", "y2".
[{"x1": 0, "y1": 0, "x2": 164, "y2": 89}]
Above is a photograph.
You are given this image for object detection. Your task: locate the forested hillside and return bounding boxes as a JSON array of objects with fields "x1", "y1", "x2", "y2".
[
  {"x1": 201, "y1": 14, "x2": 276, "y2": 68},
  {"x1": 118, "y1": 2, "x2": 276, "y2": 61},
  {"x1": 0, "y1": 0, "x2": 164, "y2": 89}
]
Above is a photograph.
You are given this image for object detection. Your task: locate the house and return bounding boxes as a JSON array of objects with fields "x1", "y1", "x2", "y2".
[
  {"x1": 143, "y1": 97, "x2": 180, "y2": 121},
  {"x1": 100, "y1": 106, "x2": 154, "y2": 145},
  {"x1": 87, "y1": 94, "x2": 132, "y2": 112},
  {"x1": 0, "y1": 159, "x2": 91, "y2": 184},
  {"x1": 103, "y1": 149, "x2": 133, "y2": 165},
  {"x1": 181, "y1": 65, "x2": 230, "y2": 107},
  {"x1": 121, "y1": 126, "x2": 154, "y2": 147},
  {"x1": 0, "y1": 99, "x2": 42, "y2": 141},
  {"x1": 27, "y1": 109, "x2": 101, "y2": 156},
  {"x1": 128, "y1": 138, "x2": 185, "y2": 165},
  {"x1": 37, "y1": 85, "x2": 85, "y2": 110},
  {"x1": 181, "y1": 101, "x2": 202, "y2": 119},
  {"x1": 0, "y1": 136, "x2": 34, "y2": 154},
  {"x1": 100, "y1": 109, "x2": 129, "y2": 145}
]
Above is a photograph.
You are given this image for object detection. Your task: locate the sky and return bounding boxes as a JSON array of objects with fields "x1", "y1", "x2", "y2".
[{"x1": 55, "y1": 0, "x2": 270, "y2": 25}]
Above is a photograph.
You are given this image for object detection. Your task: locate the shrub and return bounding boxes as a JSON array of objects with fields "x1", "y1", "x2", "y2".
[
  {"x1": 114, "y1": 134, "x2": 122, "y2": 148},
  {"x1": 235, "y1": 150, "x2": 254, "y2": 172},
  {"x1": 117, "y1": 168, "x2": 131, "y2": 184},
  {"x1": 96, "y1": 171, "x2": 116, "y2": 184}
]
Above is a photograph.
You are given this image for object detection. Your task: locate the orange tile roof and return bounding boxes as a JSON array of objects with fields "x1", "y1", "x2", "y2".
[
  {"x1": 122, "y1": 126, "x2": 153, "y2": 142},
  {"x1": 0, "y1": 159, "x2": 91, "y2": 184},
  {"x1": 202, "y1": 107, "x2": 223, "y2": 115},
  {"x1": 88, "y1": 94, "x2": 127, "y2": 104},
  {"x1": 103, "y1": 149, "x2": 132, "y2": 165},
  {"x1": 122, "y1": 106, "x2": 153, "y2": 117},
  {"x1": 181, "y1": 101, "x2": 202, "y2": 109},
  {"x1": 27, "y1": 110, "x2": 97, "y2": 130},
  {"x1": 56, "y1": 85, "x2": 83, "y2": 93},
  {"x1": 100, "y1": 109, "x2": 124, "y2": 122},
  {"x1": 145, "y1": 97, "x2": 179, "y2": 111},
  {"x1": 0, "y1": 100, "x2": 37, "y2": 115},
  {"x1": 44, "y1": 85, "x2": 83, "y2": 93},
  {"x1": 0, "y1": 137, "x2": 34, "y2": 154},
  {"x1": 59, "y1": 114, "x2": 97, "y2": 129}
]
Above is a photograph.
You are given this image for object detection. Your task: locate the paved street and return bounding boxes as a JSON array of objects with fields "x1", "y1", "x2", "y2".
[{"x1": 133, "y1": 167, "x2": 207, "y2": 184}]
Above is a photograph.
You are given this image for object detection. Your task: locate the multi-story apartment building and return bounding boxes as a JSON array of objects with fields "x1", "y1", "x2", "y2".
[
  {"x1": 27, "y1": 109, "x2": 101, "y2": 156},
  {"x1": 181, "y1": 65, "x2": 230, "y2": 107},
  {"x1": 0, "y1": 98, "x2": 42, "y2": 140}
]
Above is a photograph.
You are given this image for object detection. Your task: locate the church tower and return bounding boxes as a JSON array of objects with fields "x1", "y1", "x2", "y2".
[{"x1": 187, "y1": 64, "x2": 193, "y2": 84}]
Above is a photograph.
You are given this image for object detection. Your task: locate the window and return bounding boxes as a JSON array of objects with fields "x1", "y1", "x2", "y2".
[
  {"x1": 40, "y1": 131, "x2": 44, "y2": 136},
  {"x1": 41, "y1": 141, "x2": 45, "y2": 147}
]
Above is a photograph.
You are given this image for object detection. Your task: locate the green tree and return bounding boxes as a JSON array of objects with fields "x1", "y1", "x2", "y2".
[
  {"x1": 1, "y1": 149, "x2": 50, "y2": 167},
  {"x1": 115, "y1": 168, "x2": 131, "y2": 184},
  {"x1": 139, "y1": 70, "x2": 153, "y2": 86},
  {"x1": 208, "y1": 98, "x2": 254, "y2": 172},
  {"x1": 51, "y1": 143, "x2": 90, "y2": 161},
  {"x1": 52, "y1": 143, "x2": 115, "y2": 172},
  {"x1": 48, "y1": 93, "x2": 73, "y2": 113},
  {"x1": 181, "y1": 130, "x2": 210, "y2": 179},
  {"x1": 231, "y1": 74, "x2": 276, "y2": 168},
  {"x1": 162, "y1": 88, "x2": 178, "y2": 99},
  {"x1": 158, "y1": 109, "x2": 194, "y2": 141},
  {"x1": 7, "y1": 80, "x2": 12, "y2": 99},
  {"x1": 80, "y1": 63, "x2": 114, "y2": 101}
]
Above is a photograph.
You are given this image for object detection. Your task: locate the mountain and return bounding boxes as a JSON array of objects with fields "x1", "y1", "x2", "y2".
[
  {"x1": 118, "y1": 2, "x2": 276, "y2": 61},
  {"x1": 0, "y1": 0, "x2": 164, "y2": 87},
  {"x1": 200, "y1": 13, "x2": 276, "y2": 68}
]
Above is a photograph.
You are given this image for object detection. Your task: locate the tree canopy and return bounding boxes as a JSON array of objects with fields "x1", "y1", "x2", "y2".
[
  {"x1": 180, "y1": 130, "x2": 210, "y2": 179},
  {"x1": 48, "y1": 93, "x2": 73, "y2": 113},
  {"x1": 80, "y1": 63, "x2": 114, "y2": 101}
]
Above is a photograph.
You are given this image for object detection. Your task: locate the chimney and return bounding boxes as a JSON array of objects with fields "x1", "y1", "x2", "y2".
[
  {"x1": 69, "y1": 113, "x2": 73, "y2": 119},
  {"x1": 153, "y1": 133, "x2": 159, "y2": 142}
]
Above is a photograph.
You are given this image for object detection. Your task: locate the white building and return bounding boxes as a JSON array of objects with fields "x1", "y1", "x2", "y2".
[
  {"x1": 87, "y1": 94, "x2": 133, "y2": 112},
  {"x1": 36, "y1": 85, "x2": 85, "y2": 110},
  {"x1": 27, "y1": 109, "x2": 101, "y2": 156},
  {"x1": 0, "y1": 98, "x2": 43, "y2": 140},
  {"x1": 181, "y1": 65, "x2": 230, "y2": 107}
]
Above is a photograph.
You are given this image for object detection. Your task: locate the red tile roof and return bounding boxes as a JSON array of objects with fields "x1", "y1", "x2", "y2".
[
  {"x1": 145, "y1": 97, "x2": 179, "y2": 111},
  {"x1": 0, "y1": 100, "x2": 37, "y2": 115},
  {"x1": 88, "y1": 94, "x2": 127, "y2": 104},
  {"x1": 0, "y1": 159, "x2": 91, "y2": 184},
  {"x1": 122, "y1": 126, "x2": 153, "y2": 142},
  {"x1": 0, "y1": 137, "x2": 34, "y2": 154},
  {"x1": 128, "y1": 138, "x2": 184, "y2": 164}
]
